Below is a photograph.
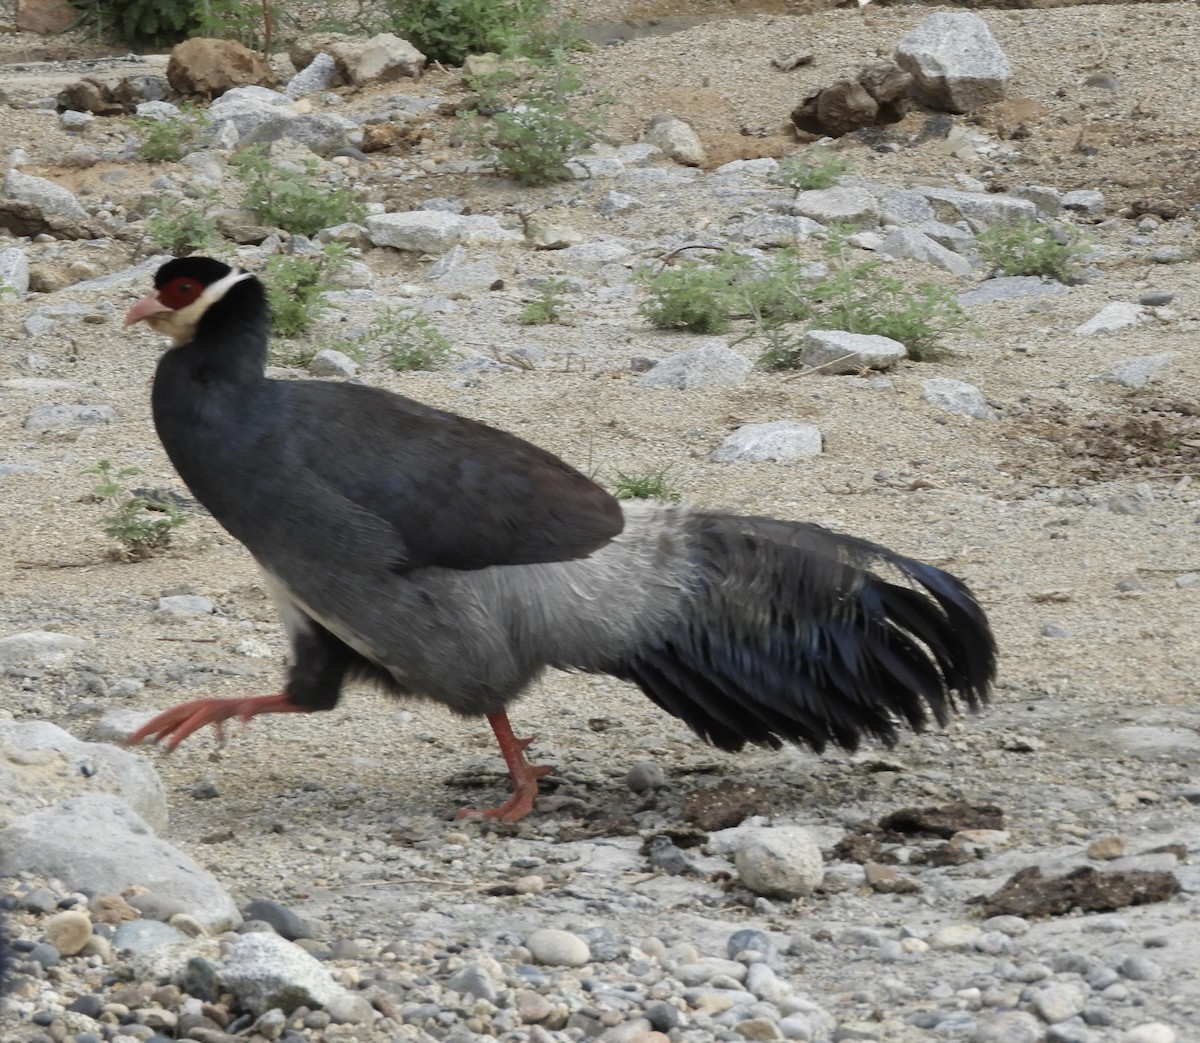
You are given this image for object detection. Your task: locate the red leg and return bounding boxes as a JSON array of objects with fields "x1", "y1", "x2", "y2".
[
  {"x1": 127, "y1": 693, "x2": 311, "y2": 751},
  {"x1": 456, "y1": 712, "x2": 553, "y2": 823}
]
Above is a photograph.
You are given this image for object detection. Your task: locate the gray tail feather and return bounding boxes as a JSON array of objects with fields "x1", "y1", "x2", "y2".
[{"x1": 610, "y1": 512, "x2": 996, "y2": 754}]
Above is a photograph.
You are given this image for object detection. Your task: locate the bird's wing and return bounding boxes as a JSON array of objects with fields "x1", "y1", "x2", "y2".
[{"x1": 267, "y1": 380, "x2": 624, "y2": 573}]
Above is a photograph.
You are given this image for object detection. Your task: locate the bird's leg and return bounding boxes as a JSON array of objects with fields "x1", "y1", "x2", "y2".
[
  {"x1": 127, "y1": 693, "x2": 311, "y2": 751},
  {"x1": 456, "y1": 712, "x2": 553, "y2": 823}
]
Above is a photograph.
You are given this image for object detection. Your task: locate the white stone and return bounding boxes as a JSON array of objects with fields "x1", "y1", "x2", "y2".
[
  {"x1": 711, "y1": 421, "x2": 823, "y2": 463},
  {"x1": 879, "y1": 227, "x2": 973, "y2": 277},
  {"x1": 640, "y1": 342, "x2": 752, "y2": 389},
  {"x1": 525, "y1": 928, "x2": 590, "y2": 967},
  {"x1": 734, "y1": 827, "x2": 824, "y2": 899},
  {"x1": 1073, "y1": 302, "x2": 1150, "y2": 336},
  {"x1": 1123, "y1": 1025, "x2": 1176, "y2": 1043},
  {"x1": 798, "y1": 330, "x2": 907, "y2": 373},
  {"x1": 0, "y1": 630, "x2": 87, "y2": 671},
  {"x1": 922, "y1": 377, "x2": 989, "y2": 419},
  {"x1": 1096, "y1": 353, "x2": 1176, "y2": 388},
  {"x1": 791, "y1": 186, "x2": 878, "y2": 226},
  {"x1": 308, "y1": 348, "x2": 359, "y2": 378},
  {"x1": 894, "y1": 12, "x2": 1012, "y2": 112},
  {"x1": 644, "y1": 116, "x2": 705, "y2": 167},
  {"x1": 4, "y1": 168, "x2": 89, "y2": 220},
  {"x1": 0, "y1": 246, "x2": 30, "y2": 293},
  {"x1": 1031, "y1": 982, "x2": 1085, "y2": 1023}
]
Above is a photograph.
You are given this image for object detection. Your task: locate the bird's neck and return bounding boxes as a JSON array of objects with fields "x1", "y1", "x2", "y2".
[{"x1": 176, "y1": 306, "x2": 271, "y2": 385}]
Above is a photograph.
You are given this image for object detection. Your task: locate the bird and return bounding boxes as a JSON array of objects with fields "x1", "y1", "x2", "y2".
[{"x1": 124, "y1": 256, "x2": 996, "y2": 822}]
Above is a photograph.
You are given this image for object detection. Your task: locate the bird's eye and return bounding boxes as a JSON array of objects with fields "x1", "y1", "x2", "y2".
[{"x1": 159, "y1": 276, "x2": 206, "y2": 310}]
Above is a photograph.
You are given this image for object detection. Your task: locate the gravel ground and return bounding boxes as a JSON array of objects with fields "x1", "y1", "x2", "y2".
[{"x1": 2, "y1": 2, "x2": 1200, "y2": 1042}]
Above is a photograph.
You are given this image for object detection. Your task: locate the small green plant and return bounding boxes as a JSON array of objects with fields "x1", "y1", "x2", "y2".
[
  {"x1": 372, "y1": 308, "x2": 454, "y2": 371},
  {"x1": 264, "y1": 247, "x2": 346, "y2": 343},
  {"x1": 519, "y1": 278, "x2": 570, "y2": 325},
  {"x1": 468, "y1": 60, "x2": 611, "y2": 186},
  {"x1": 134, "y1": 109, "x2": 205, "y2": 163},
  {"x1": 231, "y1": 145, "x2": 366, "y2": 237},
  {"x1": 85, "y1": 460, "x2": 186, "y2": 560},
  {"x1": 636, "y1": 252, "x2": 749, "y2": 335},
  {"x1": 975, "y1": 219, "x2": 1082, "y2": 283},
  {"x1": 145, "y1": 193, "x2": 220, "y2": 255},
  {"x1": 611, "y1": 468, "x2": 680, "y2": 502},
  {"x1": 772, "y1": 147, "x2": 849, "y2": 191},
  {"x1": 759, "y1": 260, "x2": 966, "y2": 367}
]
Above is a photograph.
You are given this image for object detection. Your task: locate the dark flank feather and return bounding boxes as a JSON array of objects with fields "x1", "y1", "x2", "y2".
[{"x1": 123, "y1": 257, "x2": 997, "y2": 821}]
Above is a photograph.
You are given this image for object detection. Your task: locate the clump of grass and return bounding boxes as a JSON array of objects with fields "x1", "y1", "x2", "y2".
[
  {"x1": 975, "y1": 219, "x2": 1084, "y2": 283},
  {"x1": 134, "y1": 107, "x2": 206, "y2": 163},
  {"x1": 231, "y1": 145, "x2": 366, "y2": 237},
  {"x1": 380, "y1": 0, "x2": 557, "y2": 65},
  {"x1": 144, "y1": 193, "x2": 220, "y2": 255},
  {"x1": 638, "y1": 241, "x2": 967, "y2": 363},
  {"x1": 519, "y1": 278, "x2": 570, "y2": 325},
  {"x1": 264, "y1": 247, "x2": 347, "y2": 345},
  {"x1": 373, "y1": 308, "x2": 454, "y2": 371},
  {"x1": 85, "y1": 460, "x2": 186, "y2": 560},
  {"x1": 467, "y1": 59, "x2": 612, "y2": 186},
  {"x1": 772, "y1": 147, "x2": 849, "y2": 191},
  {"x1": 611, "y1": 468, "x2": 680, "y2": 502}
]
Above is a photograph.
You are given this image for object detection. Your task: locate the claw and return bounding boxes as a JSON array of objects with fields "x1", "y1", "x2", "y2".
[
  {"x1": 127, "y1": 693, "x2": 307, "y2": 751},
  {"x1": 454, "y1": 712, "x2": 553, "y2": 822}
]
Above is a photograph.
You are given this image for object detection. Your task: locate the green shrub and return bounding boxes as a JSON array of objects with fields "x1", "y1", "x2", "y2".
[
  {"x1": 372, "y1": 309, "x2": 454, "y2": 371},
  {"x1": 519, "y1": 278, "x2": 569, "y2": 325},
  {"x1": 469, "y1": 60, "x2": 611, "y2": 186},
  {"x1": 380, "y1": 0, "x2": 554, "y2": 65},
  {"x1": 772, "y1": 147, "x2": 849, "y2": 191},
  {"x1": 975, "y1": 219, "x2": 1083, "y2": 283},
  {"x1": 231, "y1": 145, "x2": 366, "y2": 237},
  {"x1": 135, "y1": 109, "x2": 205, "y2": 163},
  {"x1": 264, "y1": 248, "x2": 346, "y2": 343},
  {"x1": 636, "y1": 252, "x2": 749, "y2": 335},
  {"x1": 85, "y1": 460, "x2": 186, "y2": 560},
  {"x1": 145, "y1": 193, "x2": 220, "y2": 255}
]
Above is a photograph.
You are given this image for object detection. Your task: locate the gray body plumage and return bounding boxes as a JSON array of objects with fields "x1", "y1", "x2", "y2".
[{"x1": 147, "y1": 259, "x2": 995, "y2": 761}]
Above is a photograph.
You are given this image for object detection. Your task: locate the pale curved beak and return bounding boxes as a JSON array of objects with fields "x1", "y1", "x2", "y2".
[{"x1": 125, "y1": 294, "x2": 170, "y2": 327}]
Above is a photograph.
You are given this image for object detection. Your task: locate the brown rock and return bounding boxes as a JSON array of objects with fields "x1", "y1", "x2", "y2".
[
  {"x1": 791, "y1": 62, "x2": 912, "y2": 139},
  {"x1": 682, "y1": 780, "x2": 773, "y2": 831},
  {"x1": 57, "y1": 78, "x2": 129, "y2": 117},
  {"x1": 979, "y1": 865, "x2": 1179, "y2": 919},
  {"x1": 167, "y1": 38, "x2": 276, "y2": 99},
  {"x1": 44, "y1": 909, "x2": 93, "y2": 955},
  {"x1": 361, "y1": 122, "x2": 435, "y2": 153},
  {"x1": 879, "y1": 802, "x2": 1005, "y2": 838},
  {"x1": 16, "y1": 0, "x2": 75, "y2": 34}
]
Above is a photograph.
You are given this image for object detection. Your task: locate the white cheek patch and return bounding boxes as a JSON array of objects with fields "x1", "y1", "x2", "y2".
[{"x1": 157, "y1": 269, "x2": 256, "y2": 345}]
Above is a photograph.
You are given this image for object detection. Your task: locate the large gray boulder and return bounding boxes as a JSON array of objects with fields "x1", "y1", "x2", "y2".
[{"x1": 894, "y1": 12, "x2": 1011, "y2": 113}]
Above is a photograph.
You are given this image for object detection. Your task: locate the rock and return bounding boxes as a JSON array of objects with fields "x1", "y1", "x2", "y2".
[
  {"x1": 791, "y1": 62, "x2": 911, "y2": 138},
  {"x1": 328, "y1": 33, "x2": 426, "y2": 85},
  {"x1": 957, "y1": 276, "x2": 1070, "y2": 307},
  {"x1": 366, "y1": 211, "x2": 520, "y2": 253},
  {"x1": 711, "y1": 421, "x2": 823, "y2": 463},
  {"x1": 1123, "y1": 1026, "x2": 1175, "y2": 1043},
  {"x1": 43, "y1": 910, "x2": 93, "y2": 956},
  {"x1": 735, "y1": 827, "x2": 824, "y2": 898},
  {"x1": 1032, "y1": 983, "x2": 1085, "y2": 1024},
  {"x1": 0, "y1": 719, "x2": 166, "y2": 830},
  {"x1": 245, "y1": 112, "x2": 351, "y2": 157},
  {"x1": 1062, "y1": 189, "x2": 1105, "y2": 216},
  {"x1": 981, "y1": 865, "x2": 1179, "y2": 918},
  {"x1": 1073, "y1": 302, "x2": 1151, "y2": 336},
  {"x1": 167, "y1": 38, "x2": 276, "y2": 98},
  {"x1": 919, "y1": 187, "x2": 1036, "y2": 231},
  {"x1": 526, "y1": 928, "x2": 591, "y2": 967},
  {"x1": 286, "y1": 52, "x2": 342, "y2": 97},
  {"x1": 113, "y1": 919, "x2": 192, "y2": 953},
  {"x1": 207, "y1": 85, "x2": 295, "y2": 140},
  {"x1": 644, "y1": 115, "x2": 705, "y2": 167},
  {"x1": 157, "y1": 595, "x2": 214, "y2": 617},
  {"x1": 973, "y1": 1011, "x2": 1042, "y2": 1043},
  {"x1": 446, "y1": 963, "x2": 498, "y2": 1001},
  {"x1": 0, "y1": 246, "x2": 29, "y2": 293},
  {"x1": 17, "y1": 0, "x2": 77, "y2": 33},
  {"x1": 4, "y1": 168, "x2": 88, "y2": 221},
  {"x1": 308, "y1": 349, "x2": 359, "y2": 378},
  {"x1": 796, "y1": 330, "x2": 907, "y2": 373},
  {"x1": 922, "y1": 378, "x2": 989, "y2": 420},
  {"x1": 894, "y1": 12, "x2": 1011, "y2": 113},
  {"x1": 879, "y1": 227, "x2": 974, "y2": 277},
  {"x1": 791, "y1": 186, "x2": 878, "y2": 226},
  {"x1": 25, "y1": 403, "x2": 117, "y2": 437},
  {"x1": 221, "y1": 932, "x2": 372, "y2": 1021},
  {"x1": 626, "y1": 760, "x2": 666, "y2": 793},
  {"x1": 0, "y1": 631, "x2": 88, "y2": 674},
  {"x1": 639, "y1": 342, "x2": 752, "y2": 389},
  {"x1": 0, "y1": 794, "x2": 240, "y2": 931},
  {"x1": 1087, "y1": 835, "x2": 1126, "y2": 860}
]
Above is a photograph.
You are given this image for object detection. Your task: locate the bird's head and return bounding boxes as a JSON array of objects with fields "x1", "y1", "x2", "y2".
[{"x1": 125, "y1": 257, "x2": 258, "y2": 346}]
